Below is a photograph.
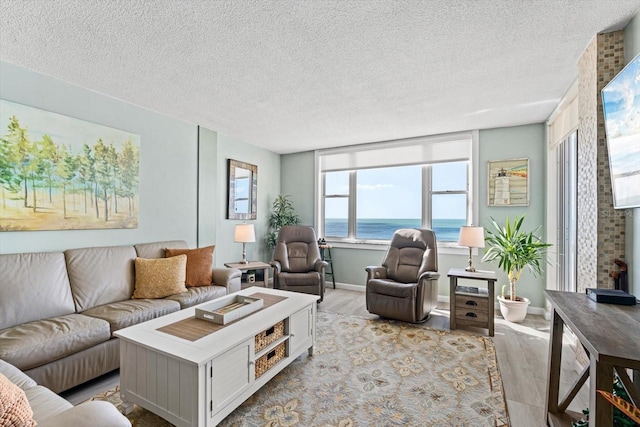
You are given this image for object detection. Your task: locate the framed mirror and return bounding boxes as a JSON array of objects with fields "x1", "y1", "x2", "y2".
[{"x1": 227, "y1": 159, "x2": 258, "y2": 220}]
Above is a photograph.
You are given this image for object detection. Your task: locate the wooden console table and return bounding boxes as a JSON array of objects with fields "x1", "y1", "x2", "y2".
[{"x1": 544, "y1": 290, "x2": 640, "y2": 426}]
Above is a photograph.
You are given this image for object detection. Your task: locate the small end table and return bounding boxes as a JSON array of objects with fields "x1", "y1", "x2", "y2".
[
  {"x1": 447, "y1": 268, "x2": 497, "y2": 336},
  {"x1": 224, "y1": 261, "x2": 270, "y2": 289},
  {"x1": 318, "y1": 244, "x2": 336, "y2": 289}
]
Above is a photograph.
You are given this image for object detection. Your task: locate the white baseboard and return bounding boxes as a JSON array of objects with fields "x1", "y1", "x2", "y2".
[
  {"x1": 333, "y1": 283, "x2": 546, "y2": 315},
  {"x1": 334, "y1": 282, "x2": 365, "y2": 292}
]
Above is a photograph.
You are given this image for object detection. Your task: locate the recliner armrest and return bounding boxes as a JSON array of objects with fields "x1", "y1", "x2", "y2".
[
  {"x1": 213, "y1": 268, "x2": 242, "y2": 294},
  {"x1": 270, "y1": 260, "x2": 282, "y2": 274},
  {"x1": 365, "y1": 266, "x2": 387, "y2": 281},
  {"x1": 418, "y1": 271, "x2": 441, "y2": 281},
  {"x1": 314, "y1": 260, "x2": 329, "y2": 272}
]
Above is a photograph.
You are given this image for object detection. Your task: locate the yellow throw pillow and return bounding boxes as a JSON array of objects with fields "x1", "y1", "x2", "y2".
[
  {"x1": 165, "y1": 245, "x2": 214, "y2": 287},
  {"x1": 0, "y1": 373, "x2": 36, "y2": 427},
  {"x1": 133, "y1": 255, "x2": 187, "y2": 299}
]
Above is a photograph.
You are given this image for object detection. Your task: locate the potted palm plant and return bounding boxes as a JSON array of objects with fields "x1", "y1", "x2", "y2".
[
  {"x1": 481, "y1": 215, "x2": 551, "y2": 323},
  {"x1": 265, "y1": 195, "x2": 301, "y2": 250}
]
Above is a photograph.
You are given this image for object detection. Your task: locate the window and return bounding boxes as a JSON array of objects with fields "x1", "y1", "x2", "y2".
[{"x1": 316, "y1": 132, "x2": 477, "y2": 246}]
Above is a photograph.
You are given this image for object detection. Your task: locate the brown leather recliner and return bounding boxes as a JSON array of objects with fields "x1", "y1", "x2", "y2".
[
  {"x1": 270, "y1": 225, "x2": 328, "y2": 302},
  {"x1": 365, "y1": 228, "x2": 440, "y2": 323}
]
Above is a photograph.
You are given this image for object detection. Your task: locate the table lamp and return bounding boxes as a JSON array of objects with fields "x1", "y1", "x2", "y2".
[
  {"x1": 234, "y1": 223, "x2": 255, "y2": 264},
  {"x1": 458, "y1": 226, "x2": 485, "y2": 272}
]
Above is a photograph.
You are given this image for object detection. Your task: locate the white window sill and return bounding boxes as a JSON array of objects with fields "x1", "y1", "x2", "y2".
[{"x1": 324, "y1": 240, "x2": 478, "y2": 255}]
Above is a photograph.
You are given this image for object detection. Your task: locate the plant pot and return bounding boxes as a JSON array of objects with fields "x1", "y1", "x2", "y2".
[{"x1": 497, "y1": 295, "x2": 530, "y2": 323}]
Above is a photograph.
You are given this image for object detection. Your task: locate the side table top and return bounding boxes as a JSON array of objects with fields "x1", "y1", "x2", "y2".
[
  {"x1": 225, "y1": 261, "x2": 271, "y2": 269},
  {"x1": 447, "y1": 268, "x2": 497, "y2": 281}
]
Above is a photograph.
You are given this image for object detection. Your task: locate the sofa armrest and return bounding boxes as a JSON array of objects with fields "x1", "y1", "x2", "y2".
[
  {"x1": 37, "y1": 401, "x2": 131, "y2": 427},
  {"x1": 213, "y1": 268, "x2": 242, "y2": 294},
  {"x1": 365, "y1": 266, "x2": 387, "y2": 282}
]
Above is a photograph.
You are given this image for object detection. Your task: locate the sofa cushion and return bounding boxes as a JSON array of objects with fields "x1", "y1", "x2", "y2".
[
  {"x1": 134, "y1": 240, "x2": 188, "y2": 259},
  {"x1": 0, "y1": 373, "x2": 36, "y2": 427},
  {"x1": 23, "y1": 385, "x2": 72, "y2": 423},
  {"x1": 0, "y1": 252, "x2": 75, "y2": 330},
  {"x1": 0, "y1": 314, "x2": 111, "y2": 371},
  {"x1": 133, "y1": 255, "x2": 188, "y2": 299},
  {"x1": 164, "y1": 285, "x2": 227, "y2": 309},
  {"x1": 65, "y1": 245, "x2": 138, "y2": 312},
  {"x1": 165, "y1": 246, "x2": 214, "y2": 286},
  {"x1": 82, "y1": 299, "x2": 181, "y2": 335}
]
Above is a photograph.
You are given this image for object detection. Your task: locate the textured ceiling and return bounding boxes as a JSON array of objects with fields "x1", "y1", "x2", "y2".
[{"x1": 1, "y1": 1, "x2": 639, "y2": 154}]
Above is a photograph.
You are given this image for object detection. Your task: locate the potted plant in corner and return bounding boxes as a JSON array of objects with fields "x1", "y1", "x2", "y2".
[
  {"x1": 265, "y1": 194, "x2": 301, "y2": 250},
  {"x1": 482, "y1": 215, "x2": 551, "y2": 323}
]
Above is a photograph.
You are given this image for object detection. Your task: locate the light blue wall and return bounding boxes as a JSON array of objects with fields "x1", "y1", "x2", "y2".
[
  {"x1": 0, "y1": 62, "x2": 282, "y2": 271},
  {"x1": 281, "y1": 151, "x2": 315, "y2": 225},
  {"x1": 198, "y1": 127, "x2": 219, "y2": 249},
  {"x1": 280, "y1": 123, "x2": 549, "y2": 308},
  {"x1": 0, "y1": 61, "x2": 199, "y2": 253},
  {"x1": 215, "y1": 133, "x2": 281, "y2": 268},
  {"x1": 625, "y1": 11, "x2": 640, "y2": 298},
  {"x1": 475, "y1": 124, "x2": 547, "y2": 307}
]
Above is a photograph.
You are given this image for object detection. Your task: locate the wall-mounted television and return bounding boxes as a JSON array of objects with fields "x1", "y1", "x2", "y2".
[{"x1": 602, "y1": 51, "x2": 640, "y2": 209}]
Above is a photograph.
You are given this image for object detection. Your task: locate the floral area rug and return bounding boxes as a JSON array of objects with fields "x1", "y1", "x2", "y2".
[{"x1": 91, "y1": 311, "x2": 509, "y2": 426}]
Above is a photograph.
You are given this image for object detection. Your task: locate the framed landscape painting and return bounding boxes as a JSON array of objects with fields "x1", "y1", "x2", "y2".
[
  {"x1": 487, "y1": 158, "x2": 529, "y2": 207},
  {"x1": 0, "y1": 99, "x2": 140, "y2": 231}
]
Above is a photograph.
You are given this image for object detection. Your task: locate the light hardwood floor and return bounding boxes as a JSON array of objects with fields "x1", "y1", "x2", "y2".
[{"x1": 62, "y1": 287, "x2": 589, "y2": 426}]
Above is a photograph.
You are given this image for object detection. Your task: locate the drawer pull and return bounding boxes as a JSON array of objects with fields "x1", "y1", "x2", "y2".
[
  {"x1": 267, "y1": 350, "x2": 277, "y2": 361},
  {"x1": 265, "y1": 326, "x2": 275, "y2": 337},
  {"x1": 465, "y1": 300, "x2": 478, "y2": 306},
  {"x1": 465, "y1": 312, "x2": 478, "y2": 318}
]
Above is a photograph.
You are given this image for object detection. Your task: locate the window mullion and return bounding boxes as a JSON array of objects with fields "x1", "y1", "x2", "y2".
[
  {"x1": 422, "y1": 165, "x2": 432, "y2": 229},
  {"x1": 348, "y1": 170, "x2": 357, "y2": 239}
]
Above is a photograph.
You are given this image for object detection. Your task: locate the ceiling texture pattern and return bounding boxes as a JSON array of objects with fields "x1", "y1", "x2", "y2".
[{"x1": 1, "y1": 0, "x2": 639, "y2": 153}]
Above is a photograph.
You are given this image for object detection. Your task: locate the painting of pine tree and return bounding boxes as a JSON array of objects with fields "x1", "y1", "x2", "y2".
[{"x1": 0, "y1": 99, "x2": 140, "y2": 231}]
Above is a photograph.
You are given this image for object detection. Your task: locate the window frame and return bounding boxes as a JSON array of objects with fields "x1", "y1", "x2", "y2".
[{"x1": 315, "y1": 131, "x2": 479, "y2": 253}]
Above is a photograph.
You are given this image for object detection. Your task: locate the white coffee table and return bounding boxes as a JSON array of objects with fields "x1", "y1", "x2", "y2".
[{"x1": 114, "y1": 287, "x2": 318, "y2": 427}]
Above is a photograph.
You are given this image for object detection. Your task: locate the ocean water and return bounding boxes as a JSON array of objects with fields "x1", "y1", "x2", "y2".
[{"x1": 324, "y1": 218, "x2": 465, "y2": 242}]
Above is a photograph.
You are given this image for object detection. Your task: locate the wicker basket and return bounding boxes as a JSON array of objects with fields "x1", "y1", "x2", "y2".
[
  {"x1": 255, "y1": 320, "x2": 285, "y2": 353},
  {"x1": 255, "y1": 342, "x2": 286, "y2": 378}
]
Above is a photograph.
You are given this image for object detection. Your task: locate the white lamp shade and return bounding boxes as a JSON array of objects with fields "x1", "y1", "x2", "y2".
[
  {"x1": 234, "y1": 223, "x2": 256, "y2": 243},
  {"x1": 458, "y1": 226, "x2": 485, "y2": 248}
]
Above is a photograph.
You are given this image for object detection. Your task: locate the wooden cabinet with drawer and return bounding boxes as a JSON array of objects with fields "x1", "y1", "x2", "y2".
[{"x1": 448, "y1": 269, "x2": 496, "y2": 336}]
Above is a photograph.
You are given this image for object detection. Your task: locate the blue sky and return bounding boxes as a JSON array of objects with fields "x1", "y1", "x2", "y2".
[
  {"x1": 602, "y1": 54, "x2": 640, "y2": 178},
  {"x1": 602, "y1": 55, "x2": 640, "y2": 140},
  {"x1": 325, "y1": 162, "x2": 467, "y2": 219}
]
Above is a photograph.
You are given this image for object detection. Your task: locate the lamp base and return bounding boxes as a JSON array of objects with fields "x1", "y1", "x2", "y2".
[
  {"x1": 465, "y1": 247, "x2": 476, "y2": 272},
  {"x1": 240, "y1": 243, "x2": 249, "y2": 264}
]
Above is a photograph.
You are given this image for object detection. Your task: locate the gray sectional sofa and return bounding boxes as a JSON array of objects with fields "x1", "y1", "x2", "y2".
[
  {"x1": 0, "y1": 239, "x2": 241, "y2": 423},
  {"x1": 0, "y1": 359, "x2": 130, "y2": 426}
]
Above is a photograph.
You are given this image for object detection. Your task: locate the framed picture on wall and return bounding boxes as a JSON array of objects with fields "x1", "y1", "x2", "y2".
[
  {"x1": 487, "y1": 158, "x2": 529, "y2": 207},
  {"x1": 0, "y1": 99, "x2": 140, "y2": 231}
]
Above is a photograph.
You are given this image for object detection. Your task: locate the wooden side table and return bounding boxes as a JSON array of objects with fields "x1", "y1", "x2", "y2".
[
  {"x1": 224, "y1": 261, "x2": 271, "y2": 289},
  {"x1": 448, "y1": 268, "x2": 497, "y2": 336}
]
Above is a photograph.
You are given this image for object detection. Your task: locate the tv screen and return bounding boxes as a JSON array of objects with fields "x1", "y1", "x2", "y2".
[{"x1": 602, "y1": 52, "x2": 640, "y2": 209}]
